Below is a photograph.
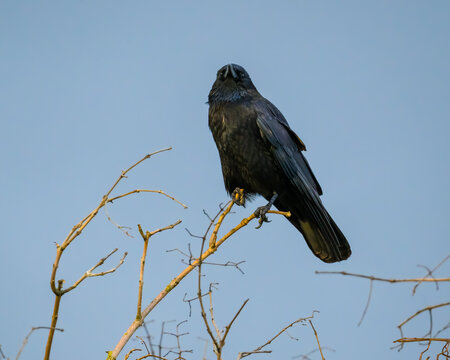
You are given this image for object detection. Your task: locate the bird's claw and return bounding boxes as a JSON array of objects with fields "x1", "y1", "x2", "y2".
[
  {"x1": 254, "y1": 205, "x2": 272, "y2": 229},
  {"x1": 231, "y1": 188, "x2": 245, "y2": 206},
  {"x1": 253, "y1": 192, "x2": 278, "y2": 229}
]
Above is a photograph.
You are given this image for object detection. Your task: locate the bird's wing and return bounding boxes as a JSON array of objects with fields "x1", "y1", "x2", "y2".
[
  {"x1": 258, "y1": 99, "x2": 322, "y2": 195},
  {"x1": 255, "y1": 100, "x2": 349, "y2": 261}
]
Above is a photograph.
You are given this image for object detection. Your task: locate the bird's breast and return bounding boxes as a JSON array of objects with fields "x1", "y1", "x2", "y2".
[{"x1": 209, "y1": 103, "x2": 281, "y2": 197}]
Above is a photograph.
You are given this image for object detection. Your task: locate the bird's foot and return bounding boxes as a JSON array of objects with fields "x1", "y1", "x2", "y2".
[
  {"x1": 254, "y1": 192, "x2": 278, "y2": 229},
  {"x1": 231, "y1": 187, "x2": 245, "y2": 206}
]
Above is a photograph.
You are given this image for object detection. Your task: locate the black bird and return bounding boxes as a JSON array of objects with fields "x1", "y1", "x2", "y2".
[{"x1": 208, "y1": 63, "x2": 351, "y2": 263}]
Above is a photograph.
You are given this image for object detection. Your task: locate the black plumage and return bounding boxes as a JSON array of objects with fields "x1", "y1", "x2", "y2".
[{"x1": 208, "y1": 63, "x2": 351, "y2": 263}]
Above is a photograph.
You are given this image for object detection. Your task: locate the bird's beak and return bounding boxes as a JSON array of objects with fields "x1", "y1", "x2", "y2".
[{"x1": 224, "y1": 64, "x2": 238, "y2": 79}]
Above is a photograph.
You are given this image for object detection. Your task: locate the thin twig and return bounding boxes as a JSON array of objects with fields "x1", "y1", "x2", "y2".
[
  {"x1": 398, "y1": 302, "x2": 450, "y2": 329},
  {"x1": 136, "y1": 220, "x2": 182, "y2": 320},
  {"x1": 238, "y1": 312, "x2": 318, "y2": 359},
  {"x1": 137, "y1": 224, "x2": 150, "y2": 321},
  {"x1": 16, "y1": 326, "x2": 63, "y2": 360},
  {"x1": 142, "y1": 322, "x2": 156, "y2": 355},
  {"x1": 124, "y1": 348, "x2": 142, "y2": 360},
  {"x1": 308, "y1": 320, "x2": 325, "y2": 360},
  {"x1": 413, "y1": 255, "x2": 450, "y2": 294},
  {"x1": 62, "y1": 249, "x2": 127, "y2": 294},
  {"x1": 197, "y1": 208, "x2": 223, "y2": 357},
  {"x1": 104, "y1": 204, "x2": 134, "y2": 238},
  {"x1": 108, "y1": 189, "x2": 187, "y2": 209},
  {"x1": 136, "y1": 354, "x2": 169, "y2": 360},
  {"x1": 221, "y1": 299, "x2": 249, "y2": 348},
  {"x1": 136, "y1": 336, "x2": 150, "y2": 354},
  {"x1": 315, "y1": 271, "x2": 450, "y2": 284},
  {"x1": 358, "y1": 279, "x2": 373, "y2": 326},
  {"x1": 394, "y1": 338, "x2": 450, "y2": 343},
  {"x1": 209, "y1": 286, "x2": 222, "y2": 344}
]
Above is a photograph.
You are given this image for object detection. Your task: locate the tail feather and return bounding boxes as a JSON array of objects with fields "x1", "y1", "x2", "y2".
[{"x1": 278, "y1": 199, "x2": 351, "y2": 263}]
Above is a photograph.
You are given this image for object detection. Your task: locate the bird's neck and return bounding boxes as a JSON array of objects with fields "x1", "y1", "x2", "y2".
[{"x1": 208, "y1": 86, "x2": 253, "y2": 105}]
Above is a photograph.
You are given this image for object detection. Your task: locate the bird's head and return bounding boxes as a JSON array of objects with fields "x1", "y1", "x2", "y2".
[{"x1": 208, "y1": 63, "x2": 257, "y2": 104}]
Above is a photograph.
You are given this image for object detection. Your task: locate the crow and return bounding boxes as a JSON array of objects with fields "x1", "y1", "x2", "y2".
[{"x1": 208, "y1": 63, "x2": 351, "y2": 263}]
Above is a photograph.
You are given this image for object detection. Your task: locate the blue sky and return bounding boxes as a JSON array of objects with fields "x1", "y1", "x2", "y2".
[{"x1": 1, "y1": 1, "x2": 449, "y2": 359}]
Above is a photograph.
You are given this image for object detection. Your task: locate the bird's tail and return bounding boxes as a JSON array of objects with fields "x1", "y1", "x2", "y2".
[{"x1": 286, "y1": 207, "x2": 351, "y2": 263}]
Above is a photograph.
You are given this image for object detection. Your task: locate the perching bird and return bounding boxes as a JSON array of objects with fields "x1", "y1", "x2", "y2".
[{"x1": 208, "y1": 63, "x2": 351, "y2": 263}]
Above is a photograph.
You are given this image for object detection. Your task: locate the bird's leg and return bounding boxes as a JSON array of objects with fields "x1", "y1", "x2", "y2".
[
  {"x1": 254, "y1": 192, "x2": 278, "y2": 229},
  {"x1": 231, "y1": 187, "x2": 246, "y2": 206}
]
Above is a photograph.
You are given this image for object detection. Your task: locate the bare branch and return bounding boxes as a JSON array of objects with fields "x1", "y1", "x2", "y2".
[
  {"x1": 221, "y1": 299, "x2": 249, "y2": 347},
  {"x1": 413, "y1": 255, "x2": 450, "y2": 294},
  {"x1": 197, "y1": 214, "x2": 221, "y2": 357},
  {"x1": 315, "y1": 270, "x2": 450, "y2": 284},
  {"x1": 208, "y1": 287, "x2": 223, "y2": 344},
  {"x1": 358, "y1": 279, "x2": 373, "y2": 326},
  {"x1": 105, "y1": 147, "x2": 172, "y2": 199},
  {"x1": 108, "y1": 189, "x2": 188, "y2": 209},
  {"x1": 238, "y1": 312, "x2": 319, "y2": 359},
  {"x1": 107, "y1": 202, "x2": 290, "y2": 359},
  {"x1": 104, "y1": 204, "x2": 134, "y2": 238},
  {"x1": 124, "y1": 348, "x2": 141, "y2": 360},
  {"x1": 394, "y1": 337, "x2": 450, "y2": 343},
  {"x1": 142, "y1": 322, "x2": 156, "y2": 355},
  {"x1": 62, "y1": 249, "x2": 128, "y2": 294},
  {"x1": 136, "y1": 354, "x2": 169, "y2": 360},
  {"x1": 398, "y1": 302, "x2": 450, "y2": 329},
  {"x1": 308, "y1": 320, "x2": 325, "y2": 360},
  {"x1": 0, "y1": 345, "x2": 6, "y2": 360},
  {"x1": 136, "y1": 336, "x2": 150, "y2": 354},
  {"x1": 16, "y1": 327, "x2": 63, "y2": 360},
  {"x1": 137, "y1": 220, "x2": 182, "y2": 320},
  {"x1": 164, "y1": 320, "x2": 192, "y2": 360}
]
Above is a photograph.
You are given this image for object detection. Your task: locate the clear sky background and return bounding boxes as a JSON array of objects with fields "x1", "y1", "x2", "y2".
[{"x1": 1, "y1": 1, "x2": 449, "y2": 359}]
